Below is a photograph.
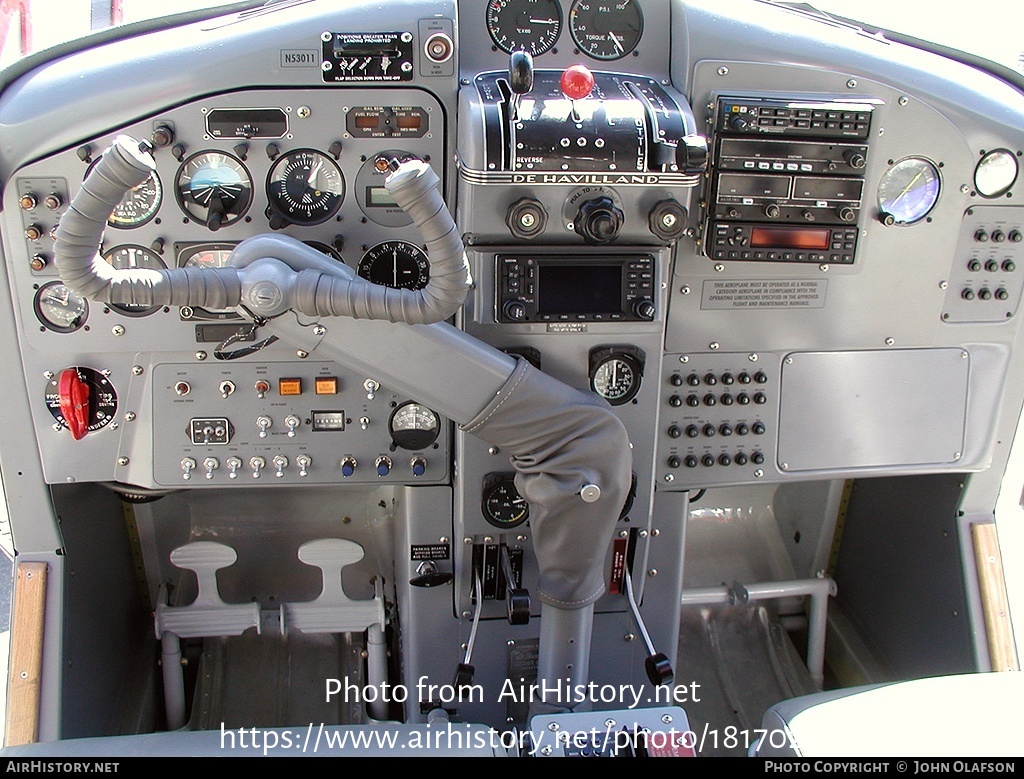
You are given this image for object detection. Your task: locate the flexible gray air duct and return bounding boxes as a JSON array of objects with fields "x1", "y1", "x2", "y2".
[{"x1": 53, "y1": 135, "x2": 471, "y2": 324}]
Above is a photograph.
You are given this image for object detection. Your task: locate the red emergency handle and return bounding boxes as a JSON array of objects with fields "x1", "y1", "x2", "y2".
[{"x1": 58, "y1": 368, "x2": 90, "y2": 440}]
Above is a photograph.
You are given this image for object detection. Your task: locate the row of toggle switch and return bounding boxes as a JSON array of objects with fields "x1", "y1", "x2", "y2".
[
  {"x1": 667, "y1": 451, "x2": 765, "y2": 468},
  {"x1": 669, "y1": 392, "x2": 767, "y2": 408},
  {"x1": 669, "y1": 370, "x2": 768, "y2": 387},
  {"x1": 668, "y1": 421, "x2": 766, "y2": 439},
  {"x1": 179, "y1": 454, "x2": 427, "y2": 480}
]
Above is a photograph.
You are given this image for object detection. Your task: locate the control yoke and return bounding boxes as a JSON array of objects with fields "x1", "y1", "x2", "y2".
[{"x1": 53, "y1": 136, "x2": 634, "y2": 712}]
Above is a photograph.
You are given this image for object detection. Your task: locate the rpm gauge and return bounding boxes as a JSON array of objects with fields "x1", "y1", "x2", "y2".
[
  {"x1": 569, "y1": 0, "x2": 643, "y2": 60},
  {"x1": 267, "y1": 149, "x2": 345, "y2": 225},
  {"x1": 877, "y1": 157, "x2": 941, "y2": 225},
  {"x1": 175, "y1": 151, "x2": 252, "y2": 230},
  {"x1": 358, "y1": 241, "x2": 430, "y2": 290},
  {"x1": 482, "y1": 475, "x2": 529, "y2": 529},
  {"x1": 486, "y1": 0, "x2": 563, "y2": 56},
  {"x1": 389, "y1": 401, "x2": 440, "y2": 450},
  {"x1": 589, "y1": 348, "x2": 644, "y2": 406},
  {"x1": 102, "y1": 244, "x2": 166, "y2": 316},
  {"x1": 34, "y1": 281, "x2": 88, "y2": 333}
]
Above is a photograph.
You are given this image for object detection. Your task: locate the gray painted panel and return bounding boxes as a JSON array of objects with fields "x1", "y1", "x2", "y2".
[{"x1": 778, "y1": 349, "x2": 969, "y2": 471}]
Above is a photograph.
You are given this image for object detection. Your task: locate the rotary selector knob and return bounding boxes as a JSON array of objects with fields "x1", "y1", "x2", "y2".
[
  {"x1": 633, "y1": 298, "x2": 656, "y2": 320},
  {"x1": 503, "y1": 300, "x2": 527, "y2": 322},
  {"x1": 574, "y1": 196, "x2": 624, "y2": 245}
]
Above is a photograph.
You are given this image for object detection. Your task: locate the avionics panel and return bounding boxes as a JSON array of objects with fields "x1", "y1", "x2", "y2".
[{"x1": 705, "y1": 96, "x2": 875, "y2": 263}]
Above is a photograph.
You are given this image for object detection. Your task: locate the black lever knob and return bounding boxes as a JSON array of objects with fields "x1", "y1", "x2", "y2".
[
  {"x1": 453, "y1": 662, "x2": 475, "y2": 689},
  {"x1": 506, "y1": 588, "x2": 530, "y2": 625},
  {"x1": 574, "y1": 196, "x2": 624, "y2": 245},
  {"x1": 410, "y1": 572, "x2": 454, "y2": 588},
  {"x1": 644, "y1": 652, "x2": 674, "y2": 686},
  {"x1": 509, "y1": 50, "x2": 534, "y2": 95}
]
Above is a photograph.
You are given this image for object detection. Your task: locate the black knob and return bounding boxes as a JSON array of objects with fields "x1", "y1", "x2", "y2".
[
  {"x1": 719, "y1": 453, "x2": 732, "y2": 467},
  {"x1": 704, "y1": 373, "x2": 717, "y2": 385},
  {"x1": 844, "y1": 150, "x2": 867, "y2": 169},
  {"x1": 503, "y1": 300, "x2": 527, "y2": 321},
  {"x1": 667, "y1": 455, "x2": 681, "y2": 469},
  {"x1": 670, "y1": 373, "x2": 684, "y2": 386},
  {"x1": 686, "y1": 425, "x2": 699, "y2": 438},
  {"x1": 677, "y1": 134, "x2": 709, "y2": 174},
  {"x1": 729, "y1": 115, "x2": 748, "y2": 130},
  {"x1": 685, "y1": 455, "x2": 698, "y2": 468},
  {"x1": 506, "y1": 198, "x2": 547, "y2": 239},
  {"x1": 703, "y1": 393, "x2": 717, "y2": 406},
  {"x1": 754, "y1": 371, "x2": 768, "y2": 384},
  {"x1": 719, "y1": 424, "x2": 733, "y2": 437},
  {"x1": 968, "y1": 260, "x2": 982, "y2": 272},
  {"x1": 574, "y1": 196, "x2": 624, "y2": 245},
  {"x1": 992, "y1": 230, "x2": 1006, "y2": 243},
  {"x1": 736, "y1": 423, "x2": 749, "y2": 436},
  {"x1": 975, "y1": 229, "x2": 989, "y2": 242},
  {"x1": 702, "y1": 454, "x2": 715, "y2": 467},
  {"x1": 753, "y1": 422, "x2": 766, "y2": 435},
  {"x1": 754, "y1": 392, "x2": 767, "y2": 404},
  {"x1": 509, "y1": 50, "x2": 534, "y2": 95},
  {"x1": 962, "y1": 288, "x2": 975, "y2": 301},
  {"x1": 737, "y1": 393, "x2": 750, "y2": 405},
  {"x1": 667, "y1": 426, "x2": 682, "y2": 439},
  {"x1": 702, "y1": 424, "x2": 716, "y2": 437},
  {"x1": 268, "y1": 214, "x2": 288, "y2": 230},
  {"x1": 633, "y1": 298, "x2": 656, "y2": 320},
  {"x1": 1003, "y1": 260, "x2": 1016, "y2": 272},
  {"x1": 721, "y1": 373, "x2": 734, "y2": 385},
  {"x1": 738, "y1": 372, "x2": 751, "y2": 384},
  {"x1": 978, "y1": 288, "x2": 992, "y2": 300},
  {"x1": 764, "y1": 203, "x2": 781, "y2": 219},
  {"x1": 645, "y1": 652, "x2": 674, "y2": 687},
  {"x1": 507, "y1": 588, "x2": 531, "y2": 625},
  {"x1": 995, "y1": 288, "x2": 1009, "y2": 301},
  {"x1": 735, "y1": 452, "x2": 749, "y2": 466},
  {"x1": 1009, "y1": 230, "x2": 1023, "y2": 243},
  {"x1": 837, "y1": 207, "x2": 857, "y2": 223},
  {"x1": 686, "y1": 373, "x2": 701, "y2": 386},
  {"x1": 985, "y1": 260, "x2": 999, "y2": 272},
  {"x1": 721, "y1": 394, "x2": 734, "y2": 406},
  {"x1": 879, "y1": 211, "x2": 896, "y2": 227},
  {"x1": 686, "y1": 395, "x2": 700, "y2": 407},
  {"x1": 669, "y1": 394, "x2": 683, "y2": 407},
  {"x1": 751, "y1": 451, "x2": 765, "y2": 465}
]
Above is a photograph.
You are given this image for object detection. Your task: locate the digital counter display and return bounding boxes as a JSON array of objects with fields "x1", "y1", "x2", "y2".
[
  {"x1": 750, "y1": 227, "x2": 831, "y2": 250},
  {"x1": 354, "y1": 115, "x2": 379, "y2": 129},
  {"x1": 366, "y1": 187, "x2": 398, "y2": 207},
  {"x1": 311, "y1": 411, "x2": 346, "y2": 431},
  {"x1": 396, "y1": 115, "x2": 421, "y2": 129}
]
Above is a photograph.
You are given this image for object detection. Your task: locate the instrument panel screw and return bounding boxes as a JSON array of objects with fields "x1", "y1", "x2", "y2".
[
  {"x1": 321, "y1": 31, "x2": 331, "y2": 41},
  {"x1": 898, "y1": 96, "x2": 909, "y2": 106},
  {"x1": 111, "y1": 325, "x2": 125, "y2": 336},
  {"x1": 647, "y1": 568, "x2": 658, "y2": 577},
  {"x1": 488, "y1": 446, "x2": 500, "y2": 454},
  {"x1": 652, "y1": 529, "x2": 660, "y2": 537},
  {"x1": 297, "y1": 106, "x2": 311, "y2": 118},
  {"x1": 781, "y1": 463, "x2": 789, "y2": 470},
  {"x1": 321, "y1": 61, "x2": 332, "y2": 72},
  {"x1": 624, "y1": 633, "x2": 635, "y2": 642},
  {"x1": 714, "y1": 263, "x2": 725, "y2": 272},
  {"x1": 664, "y1": 473, "x2": 674, "y2": 482},
  {"x1": 312, "y1": 325, "x2": 326, "y2": 336},
  {"x1": 819, "y1": 264, "x2": 829, "y2": 272},
  {"x1": 296, "y1": 350, "x2": 309, "y2": 358},
  {"x1": 605, "y1": 719, "x2": 617, "y2": 728},
  {"x1": 680, "y1": 285, "x2": 691, "y2": 295},
  {"x1": 961, "y1": 184, "x2": 970, "y2": 194},
  {"x1": 954, "y1": 452, "x2": 962, "y2": 459},
  {"x1": 43, "y1": 371, "x2": 54, "y2": 379},
  {"x1": 484, "y1": 536, "x2": 493, "y2": 543},
  {"x1": 507, "y1": 640, "x2": 515, "y2": 646},
  {"x1": 131, "y1": 365, "x2": 143, "y2": 375},
  {"x1": 124, "y1": 413, "x2": 136, "y2": 422},
  {"x1": 846, "y1": 79, "x2": 857, "y2": 88},
  {"x1": 195, "y1": 351, "x2": 207, "y2": 361},
  {"x1": 439, "y1": 536, "x2": 449, "y2": 543},
  {"x1": 662, "y1": 715, "x2": 674, "y2": 724},
  {"x1": 638, "y1": 529, "x2": 648, "y2": 538},
  {"x1": 101, "y1": 369, "x2": 112, "y2": 377},
  {"x1": 117, "y1": 457, "x2": 129, "y2": 466},
  {"x1": 540, "y1": 746, "x2": 552, "y2": 756},
  {"x1": 619, "y1": 530, "x2": 629, "y2": 538},
  {"x1": 464, "y1": 537, "x2": 473, "y2": 545},
  {"x1": 754, "y1": 469, "x2": 764, "y2": 478},
  {"x1": 885, "y1": 337, "x2": 895, "y2": 346},
  {"x1": 749, "y1": 353, "x2": 758, "y2": 362},
  {"x1": 709, "y1": 342, "x2": 720, "y2": 350},
  {"x1": 547, "y1": 722, "x2": 560, "y2": 732},
  {"x1": 679, "y1": 355, "x2": 689, "y2": 363},
  {"x1": 786, "y1": 357, "x2": 794, "y2": 364},
  {"x1": 717, "y1": 66, "x2": 728, "y2": 76},
  {"x1": 462, "y1": 612, "x2": 472, "y2": 620},
  {"x1": 52, "y1": 423, "x2": 61, "y2": 432},
  {"x1": 517, "y1": 535, "x2": 528, "y2": 542},
  {"x1": 940, "y1": 281, "x2": 948, "y2": 289}
]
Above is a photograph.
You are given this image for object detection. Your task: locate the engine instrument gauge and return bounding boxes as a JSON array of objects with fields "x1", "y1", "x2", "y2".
[
  {"x1": 175, "y1": 151, "x2": 252, "y2": 229},
  {"x1": 569, "y1": 0, "x2": 643, "y2": 60},
  {"x1": 482, "y1": 474, "x2": 529, "y2": 529},
  {"x1": 358, "y1": 240, "x2": 430, "y2": 290},
  {"x1": 178, "y1": 243, "x2": 240, "y2": 319},
  {"x1": 589, "y1": 347, "x2": 644, "y2": 405},
  {"x1": 102, "y1": 244, "x2": 167, "y2": 316},
  {"x1": 44, "y1": 367, "x2": 118, "y2": 436},
  {"x1": 877, "y1": 157, "x2": 940, "y2": 225},
  {"x1": 267, "y1": 149, "x2": 345, "y2": 225},
  {"x1": 389, "y1": 401, "x2": 440, "y2": 450},
  {"x1": 101, "y1": 168, "x2": 162, "y2": 228},
  {"x1": 34, "y1": 281, "x2": 88, "y2": 333},
  {"x1": 486, "y1": 0, "x2": 562, "y2": 56},
  {"x1": 974, "y1": 149, "x2": 1018, "y2": 198}
]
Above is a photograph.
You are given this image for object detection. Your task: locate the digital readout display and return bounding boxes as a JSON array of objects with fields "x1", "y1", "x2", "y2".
[
  {"x1": 366, "y1": 187, "x2": 398, "y2": 207},
  {"x1": 750, "y1": 227, "x2": 831, "y2": 250},
  {"x1": 311, "y1": 411, "x2": 346, "y2": 431},
  {"x1": 538, "y1": 264, "x2": 620, "y2": 314}
]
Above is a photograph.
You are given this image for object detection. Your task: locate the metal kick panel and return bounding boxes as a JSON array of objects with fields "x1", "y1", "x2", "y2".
[
  {"x1": 151, "y1": 361, "x2": 449, "y2": 486},
  {"x1": 777, "y1": 349, "x2": 969, "y2": 472}
]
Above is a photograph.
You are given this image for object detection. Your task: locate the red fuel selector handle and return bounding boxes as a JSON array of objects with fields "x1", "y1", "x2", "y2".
[{"x1": 58, "y1": 368, "x2": 90, "y2": 440}]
